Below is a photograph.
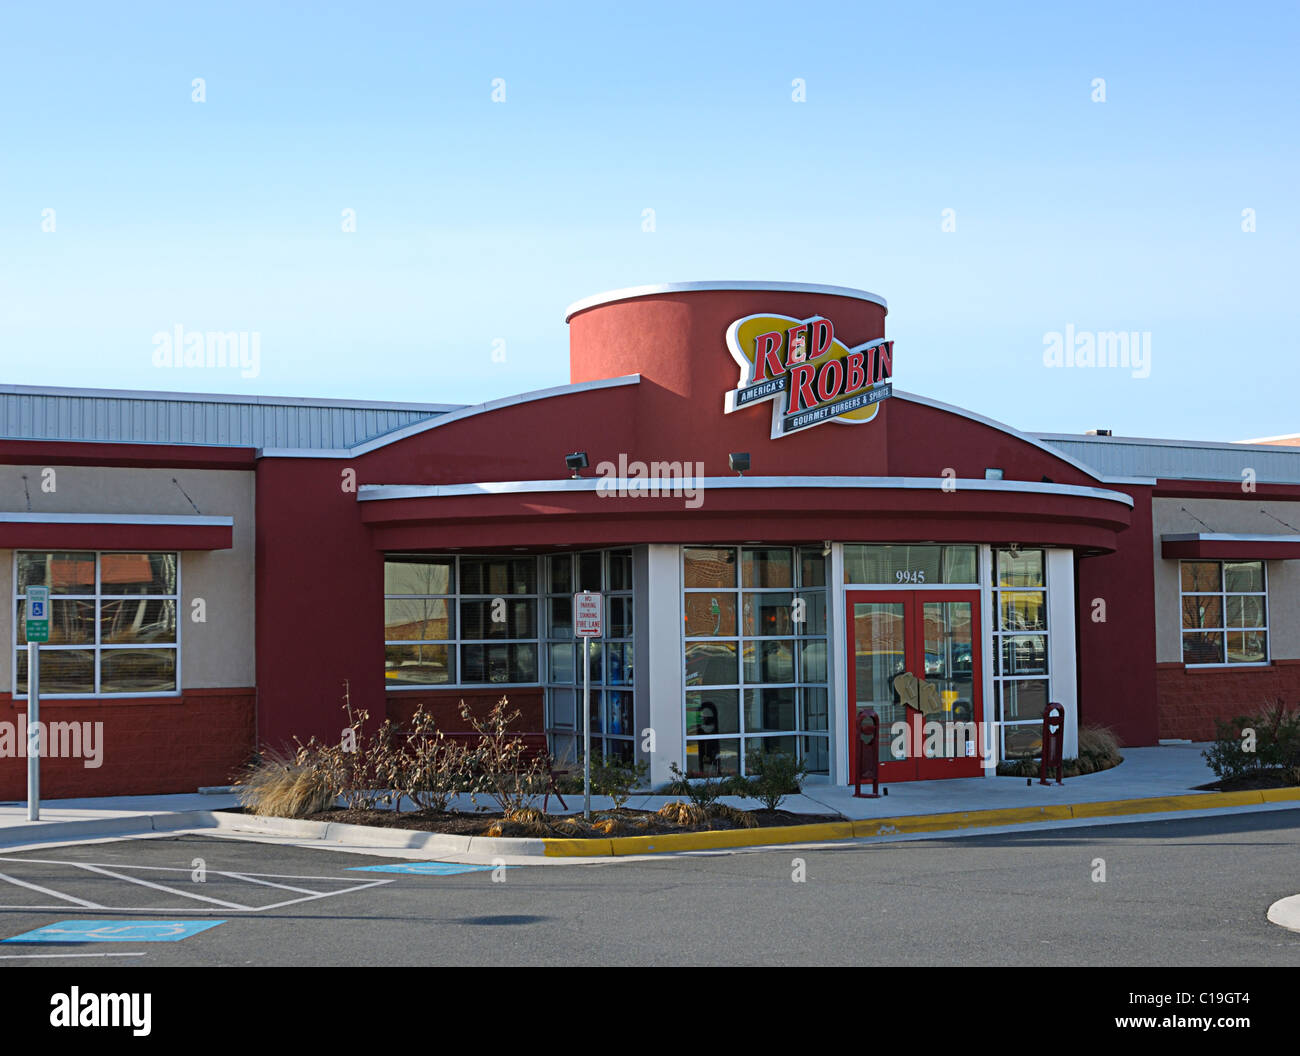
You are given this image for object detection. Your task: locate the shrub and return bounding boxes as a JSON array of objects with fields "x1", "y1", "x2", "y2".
[
  {"x1": 236, "y1": 747, "x2": 336, "y2": 818},
  {"x1": 656, "y1": 801, "x2": 710, "y2": 828},
  {"x1": 667, "y1": 762, "x2": 726, "y2": 807},
  {"x1": 1203, "y1": 698, "x2": 1300, "y2": 782},
  {"x1": 994, "y1": 723, "x2": 1123, "y2": 779},
  {"x1": 385, "y1": 706, "x2": 474, "y2": 813},
  {"x1": 578, "y1": 753, "x2": 649, "y2": 809},
  {"x1": 459, "y1": 696, "x2": 551, "y2": 813},
  {"x1": 743, "y1": 749, "x2": 808, "y2": 811},
  {"x1": 1077, "y1": 724, "x2": 1121, "y2": 766}
]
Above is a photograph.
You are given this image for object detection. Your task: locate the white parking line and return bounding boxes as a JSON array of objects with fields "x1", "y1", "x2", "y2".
[
  {"x1": 0, "y1": 951, "x2": 147, "y2": 959},
  {"x1": 0, "y1": 870, "x2": 105, "y2": 910},
  {"x1": 255, "y1": 880, "x2": 391, "y2": 912},
  {"x1": 0, "y1": 856, "x2": 394, "y2": 914},
  {"x1": 220, "y1": 873, "x2": 329, "y2": 896},
  {"x1": 72, "y1": 863, "x2": 253, "y2": 910}
]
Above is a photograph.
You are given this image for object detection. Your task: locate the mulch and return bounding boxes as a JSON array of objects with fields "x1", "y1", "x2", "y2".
[
  {"x1": 1194, "y1": 770, "x2": 1299, "y2": 792},
  {"x1": 225, "y1": 804, "x2": 843, "y2": 838}
]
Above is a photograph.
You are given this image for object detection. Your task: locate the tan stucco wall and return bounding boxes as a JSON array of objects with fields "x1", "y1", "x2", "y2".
[
  {"x1": 0, "y1": 465, "x2": 255, "y2": 690},
  {"x1": 1153, "y1": 497, "x2": 1300, "y2": 663}
]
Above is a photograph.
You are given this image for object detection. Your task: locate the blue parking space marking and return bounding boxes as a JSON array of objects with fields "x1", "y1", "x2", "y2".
[
  {"x1": 3, "y1": 920, "x2": 225, "y2": 943},
  {"x1": 347, "y1": 862, "x2": 499, "y2": 876}
]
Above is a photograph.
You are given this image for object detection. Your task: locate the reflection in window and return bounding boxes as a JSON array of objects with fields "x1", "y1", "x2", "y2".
[
  {"x1": 544, "y1": 549, "x2": 635, "y2": 765},
  {"x1": 992, "y1": 549, "x2": 1048, "y2": 759},
  {"x1": 14, "y1": 551, "x2": 179, "y2": 696},
  {"x1": 383, "y1": 555, "x2": 538, "y2": 686},
  {"x1": 1180, "y1": 560, "x2": 1267, "y2": 666},
  {"x1": 684, "y1": 546, "x2": 829, "y2": 776}
]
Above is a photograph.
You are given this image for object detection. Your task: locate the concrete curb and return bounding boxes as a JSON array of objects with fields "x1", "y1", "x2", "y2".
[
  {"x1": 545, "y1": 787, "x2": 1300, "y2": 857},
  {"x1": 0, "y1": 810, "x2": 219, "y2": 848},
  {"x1": 4, "y1": 787, "x2": 1298, "y2": 857}
]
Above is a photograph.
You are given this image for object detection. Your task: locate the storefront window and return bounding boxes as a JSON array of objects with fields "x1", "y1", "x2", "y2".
[
  {"x1": 14, "y1": 551, "x2": 179, "y2": 696},
  {"x1": 545, "y1": 549, "x2": 635, "y2": 764},
  {"x1": 1180, "y1": 560, "x2": 1268, "y2": 665},
  {"x1": 843, "y1": 544, "x2": 977, "y2": 585},
  {"x1": 992, "y1": 549, "x2": 1048, "y2": 758},
  {"x1": 683, "y1": 546, "x2": 829, "y2": 776},
  {"x1": 383, "y1": 555, "x2": 538, "y2": 686}
]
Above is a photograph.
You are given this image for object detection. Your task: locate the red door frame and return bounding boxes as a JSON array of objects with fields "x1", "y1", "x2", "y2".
[{"x1": 846, "y1": 589, "x2": 984, "y2": 783}]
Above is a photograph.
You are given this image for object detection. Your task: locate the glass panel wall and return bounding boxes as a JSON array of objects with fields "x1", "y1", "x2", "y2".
[
  {"x1": 545, "y1": 549, "x2": 635, "y2": 765},
  {"x1": 844, "y1": 544, "x2": 977, "y2": 585},
  {"x1": 684, "y1": 546, "x2": 829, "y2": 777},
  {"x1": 991, "y1": 549, "x2": 1048, "y2": 759},
  {"x1": 383, "y1": 555, "x2": 537, "y2": 686}
]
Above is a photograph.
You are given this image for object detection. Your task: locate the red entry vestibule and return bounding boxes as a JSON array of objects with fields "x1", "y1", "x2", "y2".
[{"x1": 847, "y1": 589, "x2": 985, "y2": 782}]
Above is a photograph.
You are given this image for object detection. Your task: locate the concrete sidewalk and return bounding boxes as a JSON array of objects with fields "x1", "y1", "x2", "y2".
[
  {"x1": 0, "y1": 792, "x2": 240, "y2": 848},
  {"x1": 0, "y1": 744, "x2": 1290, "y2": 853}
]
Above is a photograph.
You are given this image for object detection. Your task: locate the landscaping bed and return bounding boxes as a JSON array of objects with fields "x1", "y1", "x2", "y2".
[
  {"x1": 1194, "y1": 770, "x2": 1299, "y2": 793},
  {"x1": 995, "y1": 723, "x2": 1123, "y2": 778},
  {"x1": 255, "y1": 804, "x2": 844, "y2": 839},
  {"x1": 234, "y1": 695, "x2": 824, "y2": 840}
]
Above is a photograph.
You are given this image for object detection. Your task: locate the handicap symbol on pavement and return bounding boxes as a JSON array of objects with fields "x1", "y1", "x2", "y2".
[
  {"x1": 348, "y1": 862, "x2": 500, "y2": 876},
  {"x1": 3, "y1": 920, "x2": 225, "y2": 943}
]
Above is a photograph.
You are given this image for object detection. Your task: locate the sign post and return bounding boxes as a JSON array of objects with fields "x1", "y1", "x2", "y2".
[
  {"x1": 573, "y1": 590, "x2": 603, "y2": 820},
  {"x1": 25, "y1": 585, "x2": 49, "y2": 821}
]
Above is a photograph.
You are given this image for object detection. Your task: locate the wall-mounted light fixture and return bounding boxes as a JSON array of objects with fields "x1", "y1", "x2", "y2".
[
  {"x1": 565, "y1": 451, "x2": 588, "y2": 478},
  {"x1": 729, "y1": 452, "x2": 750, "y2": 476}
]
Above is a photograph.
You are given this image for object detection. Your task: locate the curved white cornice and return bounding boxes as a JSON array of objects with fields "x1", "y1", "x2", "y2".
[
  {"x1": 565, "y1": 282, "x2": 889, "y2": 322},
  {"x1": 358, "y1": 476, "x2": 1134, "y2": 508}
]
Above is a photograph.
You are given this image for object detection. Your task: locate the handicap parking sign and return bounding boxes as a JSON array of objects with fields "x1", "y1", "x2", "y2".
[{"x1": 2, "y1": 920, "x2": 225, "y2": 943}]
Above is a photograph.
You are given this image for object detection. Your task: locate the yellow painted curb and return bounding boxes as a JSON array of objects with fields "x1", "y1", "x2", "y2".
[
  {"x1": 605, "y1": 821, "x2": 854, "y2": 857},
  {"x1": 535, "y1": 788, "x2": 1300, "y2": 856},
  {"x1": 1261, "y1": 787, "x2": 1300, "y2": 804},
  {"x1": 853, "y1": 804, "x2": 1073, "y2": 838},
  {"x1": 542, "y1": 838, "x2": 615, "y2": 857},
  {"x1": 1070, "y1": 789, "x2": 1263, "y2": 817}
]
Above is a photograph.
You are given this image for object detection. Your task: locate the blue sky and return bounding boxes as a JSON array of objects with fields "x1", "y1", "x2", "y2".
[{"x1": 1, "y1": 1, "x2": 1296, "y2": 440}]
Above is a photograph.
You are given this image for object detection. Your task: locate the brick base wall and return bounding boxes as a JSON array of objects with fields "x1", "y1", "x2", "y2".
[
  {"x1": 384, "y1": 688, "x2": 544, "y2": 732},
  {"x1": 0, "y1": 688, "x2": 256, "y2": 800},
  {"x1": 1156, "y1": 661, "x2": 1300, "y2": 741}
]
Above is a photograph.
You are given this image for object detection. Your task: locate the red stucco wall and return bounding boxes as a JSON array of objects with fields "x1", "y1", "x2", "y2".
[{"x1": 1075, "y1": 484, "x2": 1160, "y2": 747}]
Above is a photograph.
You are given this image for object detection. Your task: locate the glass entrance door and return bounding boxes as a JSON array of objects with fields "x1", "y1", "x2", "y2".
[{"x1": 848, "y1": 590, "x2": 984, "y2": 783}]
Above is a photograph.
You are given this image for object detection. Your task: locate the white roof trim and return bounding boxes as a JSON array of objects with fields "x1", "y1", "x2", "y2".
[
  {"x1": 358, "y1": 475, "x2": 1134, "y2": 508},
  {"x1": 1101, "y1": 474, "x2": 1158, "y2": 486},
  {"x1": 1162, "y1": 532, "x2": 1300, "y2": 543},
  {"x1": 0, "y1": 512, "x2": 234, "y2": 527},
  {"x1": 895, "y1": 391, "x2": 1108, "y2": 483},
  {"x1": 1234, "y1": 433, "x2": 1300, "y2": 445},
  {"x1": 1036, "y1": 431, "x2": 1300, "y2": 456},
  {"x1": 565, "y1": 282, "x2": 889, "y2": 321},
  {"x1": 0, "y1": 382, "x2": 463, "y2": 413},
  {"x1": 259, "y1": 375, "x2": 642, "y2": 459}
]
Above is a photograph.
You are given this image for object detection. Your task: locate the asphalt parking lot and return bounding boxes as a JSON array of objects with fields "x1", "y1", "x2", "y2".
[{"x1": 1, "y1": 810, "x2": 1298, "y2": 967}]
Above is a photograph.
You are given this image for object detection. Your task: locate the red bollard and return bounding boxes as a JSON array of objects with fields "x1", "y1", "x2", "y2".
[
  {"x1": 1040, "y1": 702, "x2": 1065, "y2": 786},
  {"x1": 855, "y1": 708, "x2": 881, "y2": 799}
]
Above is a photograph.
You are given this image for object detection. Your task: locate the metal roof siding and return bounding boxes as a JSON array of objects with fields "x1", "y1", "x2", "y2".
[
  {"x1": 0, "y1": 385, "x2": 457, "y2": 450},
  {"x1": 1037, "y1": 434, "x2": 1300, "y2": 485}
]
